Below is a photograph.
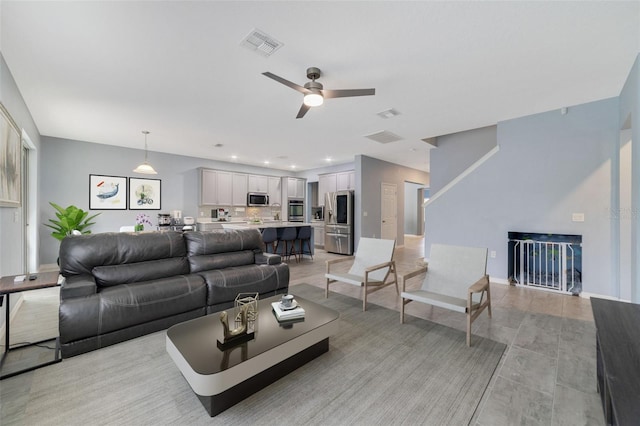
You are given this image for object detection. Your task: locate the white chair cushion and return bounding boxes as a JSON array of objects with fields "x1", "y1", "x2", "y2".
[{"x1": 348, "y1": 238, "x2": 396, "y2": 282}]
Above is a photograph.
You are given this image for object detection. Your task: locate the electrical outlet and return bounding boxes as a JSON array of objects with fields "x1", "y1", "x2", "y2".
[
  {"x1": 490, "y1": 250, "x2": 496, "y2": 258},
  {"x1": 372, "y1": 233, "x2": 376, "y2": 238},
  {"x1": 363, "y1": 211, "x2": 368, "y2": 217},
  {"x1": 572, "y1": 213, "x2": 585, "y2": 222}
]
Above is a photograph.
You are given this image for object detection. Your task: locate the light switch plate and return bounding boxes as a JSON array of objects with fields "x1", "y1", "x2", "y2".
[{"x1": 572, "y1": 213, "x2": 585, "y2": 222}]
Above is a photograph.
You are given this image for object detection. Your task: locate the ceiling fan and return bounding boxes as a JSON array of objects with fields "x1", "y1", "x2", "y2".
[{"x1": 262, "y1": 67, "x2": 375, "y2": 119}]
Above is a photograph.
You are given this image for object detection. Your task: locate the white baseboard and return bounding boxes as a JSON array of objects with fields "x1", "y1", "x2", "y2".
[
  {"x1": 579, "y1": 292, "x2": 630, "y2": 302},
  {"x1": 0, "y1": 293, "x2": 25, "y2": 343}
]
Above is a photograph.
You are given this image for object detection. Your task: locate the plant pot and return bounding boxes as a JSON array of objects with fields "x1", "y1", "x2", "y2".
[{"x1": 134, "y1": 224, "x2": 144, "y2": 232}]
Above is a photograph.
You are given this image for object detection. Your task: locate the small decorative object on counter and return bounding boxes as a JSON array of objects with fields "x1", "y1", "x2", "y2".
[
  {"x1": 217, "y1": 304, "x2": 255, "y2": 350},
  {"x1": 135, "y1": 213, "x2": 153, "y2": 231}
]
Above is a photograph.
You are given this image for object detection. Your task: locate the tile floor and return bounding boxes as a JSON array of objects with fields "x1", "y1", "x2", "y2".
[
  {"x1": 289, "y1": 235, "x2": 603, "y2": 425},
  {"x1": 2, "y1": 235, "x2": 603, "y2": 425}
]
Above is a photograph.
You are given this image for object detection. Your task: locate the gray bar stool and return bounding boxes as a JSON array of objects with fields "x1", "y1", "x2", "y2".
[
  {"x1": 275, "y1": 227, "x2": 298, "y2": 263},
  {"x1": 297, "y1": 226, "x2": 313, "y2": 261},
  {"x1": 261, "y1": 227, "x2": 278, "y2": 253}
]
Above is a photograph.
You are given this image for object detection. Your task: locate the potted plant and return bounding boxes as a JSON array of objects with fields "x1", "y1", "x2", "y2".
[{"x1": 45, "y1": 202, "x2": 101, "y2": 241}]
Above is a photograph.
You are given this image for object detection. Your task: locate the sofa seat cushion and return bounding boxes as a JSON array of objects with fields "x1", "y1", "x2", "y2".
[
  {"x1": 198, "y1": 263, "x2": 289, "y2": 306},
  {"x1": 59, "y1": 274, "x2": 206, "y2": 344}
]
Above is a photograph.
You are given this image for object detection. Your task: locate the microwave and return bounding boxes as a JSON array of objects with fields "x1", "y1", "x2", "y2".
[{"x1": 247, "y1": 192, "x2": 269, "y2": 206}]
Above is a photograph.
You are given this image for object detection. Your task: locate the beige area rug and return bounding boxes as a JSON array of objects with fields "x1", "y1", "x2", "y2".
[{"x1": 4, "y1": 284, "x2": 505, "y2": 425}]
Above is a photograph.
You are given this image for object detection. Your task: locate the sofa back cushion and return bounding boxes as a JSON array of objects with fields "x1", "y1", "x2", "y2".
[
  {"x1": 184, "y1": 229, "x2": 263, "y2": 273},
  {"x1": 92, "y1": 257, "x2": 190, "y2": 287},
  {"x1": 60, "y1": 231, "x2": 187, "y2": 277}
]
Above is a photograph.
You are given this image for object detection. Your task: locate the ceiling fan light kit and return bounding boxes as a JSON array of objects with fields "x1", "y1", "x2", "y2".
[
  {"x1": 263, "y1": 66, "x2": 375, "y2": 118},
  {"x1": 133, "y1": 130, "x2": 158, "y2": 175}
]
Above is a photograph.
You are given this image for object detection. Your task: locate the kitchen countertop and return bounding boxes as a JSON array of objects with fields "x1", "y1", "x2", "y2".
[{"x1": 197, "y1": 220, "x2": 313, "y2": 230}]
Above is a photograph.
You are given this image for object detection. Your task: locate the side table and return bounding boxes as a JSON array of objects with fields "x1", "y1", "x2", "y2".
[{"x1": 0, "y1": 271, "x2": 62, "y2": 380}]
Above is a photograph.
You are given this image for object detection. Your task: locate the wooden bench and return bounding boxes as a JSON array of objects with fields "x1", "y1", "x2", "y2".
[{"x1": 400, "y1": 243, "x2": 491, "y2": 346}]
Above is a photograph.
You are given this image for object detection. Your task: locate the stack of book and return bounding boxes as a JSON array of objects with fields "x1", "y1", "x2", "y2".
[{"x1": 271, "y1": 300, "x2": 305, "y2": 322}]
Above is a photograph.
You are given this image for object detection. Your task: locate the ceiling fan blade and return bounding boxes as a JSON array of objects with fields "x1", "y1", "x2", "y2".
[
  {"x1": 323, "y1": 88, "x2": 376, "y2": 99},
  {"x1": 262, "y1": 72, "x2": 309, "y2": 94},
  {"x1": 296, "y1": 103, "x2": 311, "y2": 119}
]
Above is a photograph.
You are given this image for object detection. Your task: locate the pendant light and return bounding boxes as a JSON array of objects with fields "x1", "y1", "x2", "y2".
[{"x1": 133, "y1": 130, "x2": 157, "y2": 175}]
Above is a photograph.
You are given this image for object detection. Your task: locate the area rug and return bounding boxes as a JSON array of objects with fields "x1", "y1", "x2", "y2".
[{"x1": 7, "y1": 284, "x2": 505, "y2": 426}]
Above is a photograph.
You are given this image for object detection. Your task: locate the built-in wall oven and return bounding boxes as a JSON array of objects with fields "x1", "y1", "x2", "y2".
[
  {"x1": 325, "y1": 190, "x2": 354, "y2": 255},
  {"x1": 288, "y1": 199, "x2": 304, "y2": 222}
]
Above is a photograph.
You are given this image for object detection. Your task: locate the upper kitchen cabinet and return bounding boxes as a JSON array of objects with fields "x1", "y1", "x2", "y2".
[
  {"x1": 232, "y1": 173, "x2": 248, "y2": 206},
  {"x1": 248, "y1": 174, "x2": 269, "y2": 193},
  {"x1": 268, "y1": 176, "x2": 282, "y2": 205},
  {"x1": 201, "y1": 169, "x2": 232, "y2": 205},
  {"x1": 337, "y1": 171, "x2": 355, "y2": 191},
  {"x1": 287, "y1": 177, "x2": 305, "y2": 199},
  {"x1": 318, "y1": 173, "x2": 337, "y2": 206}
]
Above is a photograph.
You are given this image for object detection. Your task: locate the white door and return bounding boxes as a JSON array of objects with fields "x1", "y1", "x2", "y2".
[{"x1": 381, "y1": 183, "x2": 397, "y2": 240}]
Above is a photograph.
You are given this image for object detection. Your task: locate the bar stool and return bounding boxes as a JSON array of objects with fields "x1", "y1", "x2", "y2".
[
  {"x1": 297, "y1": 226, "x2": 313, "y2": 261},
  {"x1": 261, "y1": 227, "x2": 278, "y2": 253},
  {"x1": 275, "y1": 227, "x2": 298, "y2": 263}
]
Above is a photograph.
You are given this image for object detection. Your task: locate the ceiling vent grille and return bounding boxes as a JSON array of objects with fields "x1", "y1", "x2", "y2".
[
  {"x1": 240, "y1": 29, "x2": 283, "y2": 57},
  {"x1": 364, "y1": 130, "x2": 403, "y2": 144},
  {"x1": 376, "y1": 108, "x2": 400, "y2": 119}
]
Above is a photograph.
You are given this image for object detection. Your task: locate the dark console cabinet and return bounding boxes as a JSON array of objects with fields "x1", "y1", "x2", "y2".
[{"x1": 591, "y1": 298, "x2": 640, "y2": 426}]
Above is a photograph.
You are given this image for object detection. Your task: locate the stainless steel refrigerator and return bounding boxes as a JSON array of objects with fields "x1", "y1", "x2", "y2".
[{"x1": 325, "y1": 190, "x2": 354, "y2": 255}]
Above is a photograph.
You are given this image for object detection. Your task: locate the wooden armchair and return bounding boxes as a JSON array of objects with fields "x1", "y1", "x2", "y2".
[
  {"x1": 400, "y1": 243, "x2": 491, "y2": 346},
  {"x1": 325, "y1": 237, "x2": 398, "y2": 311}
]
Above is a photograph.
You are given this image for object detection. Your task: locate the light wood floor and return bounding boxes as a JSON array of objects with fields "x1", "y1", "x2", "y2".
[{"x1": 2, "y1": 235, "x2": 602, "y2": 425}]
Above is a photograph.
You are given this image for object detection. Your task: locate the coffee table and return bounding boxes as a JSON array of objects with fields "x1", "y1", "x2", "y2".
[{"x1": 166, "y1": 294, "x2": 339, "y2": 416}]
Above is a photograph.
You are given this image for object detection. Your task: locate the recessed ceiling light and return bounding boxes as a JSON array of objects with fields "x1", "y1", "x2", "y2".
[
  {"x1": 264, "y1": 160, "x2": 270, "y2": 165},
  {"x1": 231, "y1": 155, "x2": 238, "y2": 160},
  {"x1": 325, "y1": 157, "x2": 332, "y2": 162},
  {"x1": 291, "y1": 165, "x2": 297, "y2": 169}
]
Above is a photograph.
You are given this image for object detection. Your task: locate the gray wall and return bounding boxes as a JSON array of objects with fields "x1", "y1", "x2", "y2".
[
  {"x1": 404, "y1": 181, "x2": 424, "y2": 235},
  {"x1": 0, "y1": 53, "x2": 42, "y2": 330},
  {"x1": 425, "y1": 97, "x2": 619, "y2": 297},
  {"x1": 356, "y1": 155, "x2": 429, "y2": 247},
  {"x1": 430, "y1": 126, "x2": 497, "y2": 193},
  {"x1": 39, "y1": 137, "x2": 289, "y2": 264},
  {"x1": 619, "y1": 53, "x2": 639, "y2": 302}
]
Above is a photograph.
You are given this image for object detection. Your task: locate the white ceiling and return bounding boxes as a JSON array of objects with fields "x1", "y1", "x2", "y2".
[{"x1": 1, "y1": 1, "x2": 638, "y2": 172}]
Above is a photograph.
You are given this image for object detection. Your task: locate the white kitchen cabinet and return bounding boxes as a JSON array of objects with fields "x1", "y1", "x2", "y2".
[
  {"x1": 318, "y1": 174, "x2": 337, "y2": 206},
  {"x1": 268, "y1": 177, "x2": 282, "y2": 205},
  {"x1": 200, "y1": 169, "x2": 218, "y2": 205},
  {"x1": 248, "y1": 175, "x2": 269, "y2": 193},
  {"x1": 337, "y1": 171, "x2": 355, "y2": 191},
  {"x1": 217, "y1": 171, "x2": 233, "y2": 205},
  {"x1": 201, "y1": 169, "x2": 233, "y2": 205},
  {"x1": 232, "y1": 173, "x2": 248, "y2": 206},
  {"x1": 287, "y1": 177, "x2": 305, "y2": 199},
  {"x1": 313, "y1": 223, "x2": 325, "y2": 247}
]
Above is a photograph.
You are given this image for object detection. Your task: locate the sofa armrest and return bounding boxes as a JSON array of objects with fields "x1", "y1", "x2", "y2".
[
  {"x1": 60, "y1": 274, "x2": 97, "y2": 299},
  {"x1": 255, "y1": 252, "x2": 282, "y2": 265}
]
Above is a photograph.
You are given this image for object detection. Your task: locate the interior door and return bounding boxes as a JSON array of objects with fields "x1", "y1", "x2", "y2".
[{"x1": 381, "y1": 183, "x2": 397, "y2": 240}]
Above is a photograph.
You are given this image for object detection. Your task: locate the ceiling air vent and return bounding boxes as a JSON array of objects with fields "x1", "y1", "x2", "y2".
[
  {"x1": 240, "y1": 29, "x2": 283, "y2": 57},
  {"x1": 364, "y1": 130, "x2": 403, "y2": 144}
]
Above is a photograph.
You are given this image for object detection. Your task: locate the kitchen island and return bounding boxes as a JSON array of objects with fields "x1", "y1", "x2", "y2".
[{"x1": 196, "y1": 220, "x2": 314, "y2": 259}]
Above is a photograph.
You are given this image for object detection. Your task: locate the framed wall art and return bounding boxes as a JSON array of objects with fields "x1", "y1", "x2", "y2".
[
  {"x1": 129, "y1": 177, "x2": 161, "y2": 210},
  {"x1": 0, "y1": 103, "x2": 21, "y2": 207},
  {"x1": 89, "y1": 174, "x2": 127, "y2": 210}
]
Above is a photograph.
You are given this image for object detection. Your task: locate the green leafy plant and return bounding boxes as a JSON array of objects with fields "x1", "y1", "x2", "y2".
[{"x1": 45, "y1": 202, "x2": 101, "y2": 241}]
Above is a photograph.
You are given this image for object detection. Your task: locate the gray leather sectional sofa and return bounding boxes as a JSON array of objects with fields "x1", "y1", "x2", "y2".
[{"x1": 58, "y1": 229, "x2": 289, "y2": 358}]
